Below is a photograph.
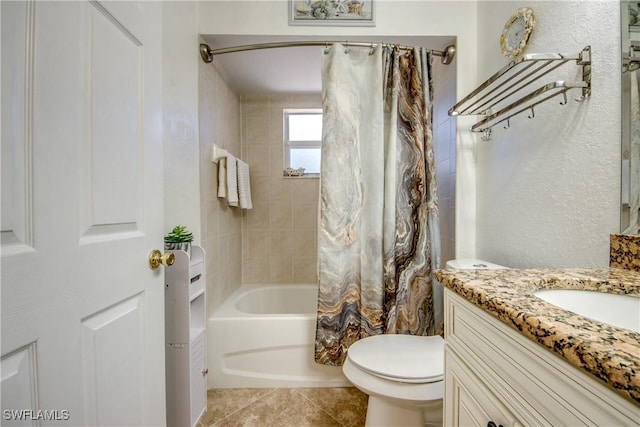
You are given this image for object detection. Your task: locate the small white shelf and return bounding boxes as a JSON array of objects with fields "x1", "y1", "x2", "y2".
[
  {"x1": 190, "y1": 327, "x2": 205, "y2": 343},
  {"x1": 189, "y1": 246, "x2": 205, "y2": 266},
  {"x1": 190, "y1": 288, "x2": 205, "y2": 302},
  {"x1": 165, "y1": 246, "x2": 207, "y2": 427}
]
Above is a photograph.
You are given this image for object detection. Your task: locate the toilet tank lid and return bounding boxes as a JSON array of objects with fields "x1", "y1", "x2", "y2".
[{"x1": 445, "y1": 259, "x2": 508, "y2": 270}]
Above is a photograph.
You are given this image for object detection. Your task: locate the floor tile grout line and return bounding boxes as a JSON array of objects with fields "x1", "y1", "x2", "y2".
[
  {"x1": 203, "y1": 387, "x2": 367, "y2": 427},
  {"x1": 212, "y1": 389, "x2": 276, "y2": 426},
  {"x1": 348, "y1": 412, "x2": 368, "y2": 427},
  {"x1": 291, "y1": 389, "x2": 350, "y2": 427},
  {"x1": 208, "y1": 388, "x2": 279, "y2": 426}
]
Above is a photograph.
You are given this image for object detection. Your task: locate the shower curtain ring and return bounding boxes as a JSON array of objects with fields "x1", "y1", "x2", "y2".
[
  {"x1": 481, "y1": 128, "x2": 492, "y2": 141},
  {"x1": 344, "y1": 41, "x2": 349, "y2": 54},
  {"x1": 527, "y1": 107, "x2": 535, "y2": 119},
  {"x1": 503, "y1": 119, "x2": 510, "y2": 129},
  {"x1": 369, "y1": 43, "x2": 375, "y2": 55}
]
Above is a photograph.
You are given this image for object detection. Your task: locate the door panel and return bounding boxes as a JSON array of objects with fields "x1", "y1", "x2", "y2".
[
  {"x1": 81, "y1": 294, "x2": 144, "y2": 426},
  {"x1": 83, "y1": 1, "x2": 142, "y2": 232},
  {"x1": 0, "y1": 0, "x2": 34, "y2": 253},
  {"x1": 0, "y1": 344, "x2": 39, "y2": 426}
]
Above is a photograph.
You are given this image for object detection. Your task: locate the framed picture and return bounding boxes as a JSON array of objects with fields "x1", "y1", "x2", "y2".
[{"x1": 289, "y1": 0, "x2": 375, "y2": 26}]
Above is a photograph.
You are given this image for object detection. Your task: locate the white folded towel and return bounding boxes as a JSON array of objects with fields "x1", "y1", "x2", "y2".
[
  {"x1": 216, "y1": 154, "x2": 239, "y2": 206},
  {"x1": 217, "y1": 156, "x2": 227, "y2": 198},
  {"x1": 226, "y1": 154, "x2": 239, "y2": 207},
  {"x1": 237, "y1": 159, "x2": 253, "y2": 210}
]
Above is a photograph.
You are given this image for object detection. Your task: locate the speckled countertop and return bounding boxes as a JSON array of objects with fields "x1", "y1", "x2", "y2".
[{"x1": 434, "y1": 267, "x2": 640, "y2": 405}]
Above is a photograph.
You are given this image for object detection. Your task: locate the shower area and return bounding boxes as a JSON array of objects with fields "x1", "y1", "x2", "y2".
[{"x1": 197, "y1": 35, "x2": 457, "y2": 389}]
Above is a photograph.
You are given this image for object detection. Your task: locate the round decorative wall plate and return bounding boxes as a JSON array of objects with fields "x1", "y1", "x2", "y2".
[{"x1": 500, "y1": 7, "x2": 535, "y2": 58}]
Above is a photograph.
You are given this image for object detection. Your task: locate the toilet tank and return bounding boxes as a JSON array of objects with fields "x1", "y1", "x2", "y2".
[{"x1": 445, "y1": 259, "x2": 508, "y2": 270}]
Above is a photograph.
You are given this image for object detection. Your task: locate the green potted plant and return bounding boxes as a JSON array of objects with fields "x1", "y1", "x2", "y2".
[{"x1": 164, "y1": 225, "x2": 194, "y2": 257}]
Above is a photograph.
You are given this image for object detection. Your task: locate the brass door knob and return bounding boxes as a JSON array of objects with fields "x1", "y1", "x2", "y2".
[{"x1": 148, "y1": 249, "x2": 175, "y2": 270}]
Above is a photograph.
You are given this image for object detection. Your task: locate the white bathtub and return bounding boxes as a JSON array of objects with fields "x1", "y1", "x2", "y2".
[{"x1": 207, "y1": 284, "x2": 349, "y2": 388}]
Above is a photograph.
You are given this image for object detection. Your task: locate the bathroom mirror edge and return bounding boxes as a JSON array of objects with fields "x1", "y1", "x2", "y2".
[{"x1": 621, "y1": 1, "x2": 640, "y2": 234}]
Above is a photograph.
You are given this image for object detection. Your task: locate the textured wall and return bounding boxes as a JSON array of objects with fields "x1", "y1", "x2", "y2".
[
  {"x1": 163, "y1": 2, "x2": 201, "y2": 242},
  {"x1": 475, "y1": 1, "x2": 621, "y2": 268}
]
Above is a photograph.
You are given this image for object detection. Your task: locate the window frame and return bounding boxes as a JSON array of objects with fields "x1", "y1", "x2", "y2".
[{"x1": 283, "y1": 108, "x2": 322, "y2": 177}]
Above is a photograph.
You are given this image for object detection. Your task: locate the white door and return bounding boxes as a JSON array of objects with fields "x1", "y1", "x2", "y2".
[{"x1": 1, "y1": 1, "x2": 166, "y2": 426}]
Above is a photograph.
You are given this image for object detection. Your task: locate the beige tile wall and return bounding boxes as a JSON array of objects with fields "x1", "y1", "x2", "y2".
[
  {"x1": 241, "y1": 94, "x2": 321, "y2": 284},
  {"x1": 198, "y1": 46, "x2": 243, "y2": 314}
]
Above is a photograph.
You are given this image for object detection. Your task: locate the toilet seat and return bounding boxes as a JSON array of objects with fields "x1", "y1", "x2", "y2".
[{"x1": 346, "y1": 335, "x2": 444, "y2": 384}]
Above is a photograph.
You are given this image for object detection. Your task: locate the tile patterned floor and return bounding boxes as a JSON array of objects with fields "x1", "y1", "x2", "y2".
[{"x1": 198, "y1": 387, "x2": 368, "y2": 427}]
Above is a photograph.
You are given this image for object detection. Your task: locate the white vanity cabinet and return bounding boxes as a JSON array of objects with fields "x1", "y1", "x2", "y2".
[
  {"x1": 165, "y1": 246, "x2": 207, "y2": 427},
  {"x1": 444, "y1": 289, "x2": 639, "y2": 427}
]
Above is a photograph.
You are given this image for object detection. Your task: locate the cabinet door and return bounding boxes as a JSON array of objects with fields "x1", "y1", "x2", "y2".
[
  {"x1": 190, "y1": 332, "x2": 206, "y2": 425},
  {"x1": 445, "y1": 349, "x2": 523, "y2": 427},
  {"x1": 444, "y1": 289, "x2": 639, "y2": 426}
]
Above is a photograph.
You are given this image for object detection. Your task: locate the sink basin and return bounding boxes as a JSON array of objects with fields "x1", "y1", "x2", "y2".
[{"x1": 533, "y1": 289, "x2": 640, "y2": 333}]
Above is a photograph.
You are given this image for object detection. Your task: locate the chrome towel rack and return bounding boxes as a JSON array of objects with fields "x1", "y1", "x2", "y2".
[{"x1": 449, "y1": 46, "x2": 591, "y2": 140}]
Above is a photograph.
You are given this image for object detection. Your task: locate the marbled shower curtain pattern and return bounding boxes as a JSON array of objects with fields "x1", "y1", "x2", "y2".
[
  {"x1": 315, "y1": 44, "x2": 441, "y2": 366},
  {"x1": 384, "y1": 49, "x2": 440, "y2": 336},
  {"x1": 315, "y1": 44, "x2": 385, "y2": 366}
]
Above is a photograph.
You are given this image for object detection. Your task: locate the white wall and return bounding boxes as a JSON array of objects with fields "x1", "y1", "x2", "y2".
[
  {"x1": 161, "y1": 2, "x2": 244, "y2": 314},
  {"x1": 475, "y1": 1, "x2": 621, "y2": 268},
  {"x1": 163, "y1": 2, "x2": 202, "y2": 242}
]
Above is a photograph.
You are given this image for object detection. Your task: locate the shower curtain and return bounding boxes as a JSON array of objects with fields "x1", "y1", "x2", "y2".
[{"x1": 315, "y1": 44, "x2": 442, "y2": 366}]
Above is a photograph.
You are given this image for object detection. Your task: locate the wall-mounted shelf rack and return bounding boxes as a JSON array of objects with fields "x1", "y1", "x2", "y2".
[{"x1": 449, "y1": 46, "x2": 591, "y2": 140}]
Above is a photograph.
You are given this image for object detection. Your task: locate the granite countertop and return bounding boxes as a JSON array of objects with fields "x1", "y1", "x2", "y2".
[{"x1": 434, "y1": 267, "x2": 640, "y2": 404}]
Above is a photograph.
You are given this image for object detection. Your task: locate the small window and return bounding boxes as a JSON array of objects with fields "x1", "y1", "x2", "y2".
[{"x1": 284, "y1": 109, "x2": 322, "y2": 176}]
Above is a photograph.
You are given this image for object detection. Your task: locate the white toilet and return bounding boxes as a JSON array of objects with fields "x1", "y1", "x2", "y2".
[
  {"x1": 343, "y1": 334, "x2": 444, "y2": 426},
  {"x1": 342, "y1": 259, "x2": 507, "y2": 427}
]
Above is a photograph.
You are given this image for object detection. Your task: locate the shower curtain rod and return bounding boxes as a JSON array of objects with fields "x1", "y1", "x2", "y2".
[{"x1": 199, "y1": 41, "x2": 456, "y2": 65}]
